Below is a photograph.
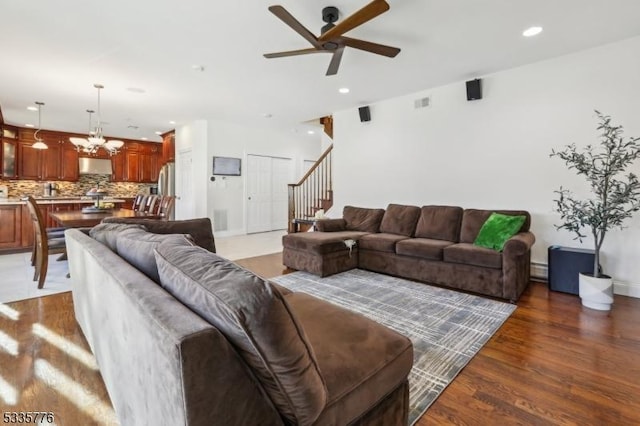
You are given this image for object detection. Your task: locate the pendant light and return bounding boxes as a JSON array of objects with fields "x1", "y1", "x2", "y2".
[
  {"x1": 32, "y1": 101, "x2": 48, "y2": 150},
  {"x1": 69, "y1": 84, "x2": 124, "y2": 155}
]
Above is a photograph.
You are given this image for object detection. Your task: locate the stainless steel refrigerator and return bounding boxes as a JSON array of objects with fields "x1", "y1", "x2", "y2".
[{"x1": 158, "y1": 162, "x2": 175, "y2": 219}]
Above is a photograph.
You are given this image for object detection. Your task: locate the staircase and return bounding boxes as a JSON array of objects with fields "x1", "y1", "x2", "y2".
[{"x1": 288, "y1": 143, "x2": 333, "y2": 233}]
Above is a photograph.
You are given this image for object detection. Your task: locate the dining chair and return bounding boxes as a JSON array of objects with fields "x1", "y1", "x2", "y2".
[
  {"x1": 157, "y1": 196, "x2": 175, "y2": 220},
  {"x1": 132, "y1": 194, "x2": 147, "y2": 212},
  {"x1": 25, "y1": 196, "x2": 67, "y2": 289},
  {"x1": 143, "y1": 195, "x2": 159, "y2": 213},
  {"x1": 30, "y1": 223, "x2": 65, "y2": 266}
]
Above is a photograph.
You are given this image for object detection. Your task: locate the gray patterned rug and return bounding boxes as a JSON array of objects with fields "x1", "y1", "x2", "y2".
[{"x1": 270, "y1": 269, "x2": 516, "y2": 425}]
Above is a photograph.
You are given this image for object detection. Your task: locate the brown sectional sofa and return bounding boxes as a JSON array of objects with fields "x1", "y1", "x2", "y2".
[
  {"x1": 282, "y1": 204, "x2": 536, "y2": 302},
  {"x1": 66, "y1": 218, "x2": 413, "y2": 425}
]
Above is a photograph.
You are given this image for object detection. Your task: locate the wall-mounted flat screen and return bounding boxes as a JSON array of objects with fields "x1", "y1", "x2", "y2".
[{"x1": 212, "y1": 156, "x2": 241, "y2": 176}]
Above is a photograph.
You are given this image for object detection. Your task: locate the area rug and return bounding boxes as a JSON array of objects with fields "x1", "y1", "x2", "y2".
[{"x1": 270, "y1": 269, "x2": 517, "y2": 425}]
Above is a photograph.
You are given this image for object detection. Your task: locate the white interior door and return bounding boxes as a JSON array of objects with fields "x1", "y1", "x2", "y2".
[
  {"x1": 247, "y1": 154, "x2": 293, "y2": 233},
  {"x1": 176, "y1": 149, "x2": 194, "y2": 219},
  {"x1": 271, "y1": 157, "x2": 293, "y2": 230},
  {"x1": 247, "y1": 155, "x2": 272, "y2": 233}
]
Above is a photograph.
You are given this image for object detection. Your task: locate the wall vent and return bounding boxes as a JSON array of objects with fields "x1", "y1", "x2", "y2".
[
  {"x1": 213, "y1": 209, "x2": 228, "y2": 231},
  {"x1": 414, "y1": 97, "x2": 430, "y2": 109}
]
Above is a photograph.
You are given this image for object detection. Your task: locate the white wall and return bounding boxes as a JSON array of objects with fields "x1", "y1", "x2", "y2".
[
  {"x1": 175, "y1": 120, "x2": 208, "y2": 219},
  {"x1": 332, "y1": 36, "x2": 640, "y2": 297},
  {"x1": 205, "y1": 120, "x2": 321, "y2": 236}
]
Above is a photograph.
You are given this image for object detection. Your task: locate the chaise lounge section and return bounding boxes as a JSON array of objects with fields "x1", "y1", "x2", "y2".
[{"x1": 283, "y1": 204, "x2": 535, "y2": 302}]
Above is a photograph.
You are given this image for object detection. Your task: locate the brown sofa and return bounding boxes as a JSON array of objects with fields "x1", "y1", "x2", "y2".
[
  {"x1": 66, "y1": 218, "x2": 413, "y2": 425},
  {"x1": 282, "y1": 204, "x2": 536, "y2": 302}
]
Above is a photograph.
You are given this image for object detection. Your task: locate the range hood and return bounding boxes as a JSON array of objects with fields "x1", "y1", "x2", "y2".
[{"x1": 79, "y1": 157, "x2": 112, "y2": 175}]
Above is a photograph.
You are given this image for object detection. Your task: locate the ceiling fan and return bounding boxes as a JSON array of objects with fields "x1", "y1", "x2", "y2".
[{"x1": 264, "y1": 0, "x2": 401, "y2": 76}]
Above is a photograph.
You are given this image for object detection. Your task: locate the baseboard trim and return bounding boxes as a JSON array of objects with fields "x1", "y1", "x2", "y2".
[{"x1": 530, "y1": 261, "x2": 639, "y2": 299}]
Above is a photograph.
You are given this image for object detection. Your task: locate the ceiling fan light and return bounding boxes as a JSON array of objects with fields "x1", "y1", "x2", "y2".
[{"x1": 32, "y1": 141, "x2": 48, "y2": 149}]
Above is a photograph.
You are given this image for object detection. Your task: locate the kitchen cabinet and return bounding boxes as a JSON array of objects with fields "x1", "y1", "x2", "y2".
[
  {"x1": 111, "y1": 141, "x2": 161, "y2": 183},
  {"x1": 0, "y1": 205, "x2": 22, "y2": 249},
  {"x1": 140, "y1": 143, "x2": 160, "y2": 183},
  {"x1": 1, "y1": 138, "x2": 18, "y2": 179},
  {"x1": 162, "y1": 131, "x2": 175, "y2": 164},
  {"x1": 18, "y1": 130, "x2": 79, "y2": 181},
  {"x1": 18, "y1": 140, "x2": 42, "y2": 180}
]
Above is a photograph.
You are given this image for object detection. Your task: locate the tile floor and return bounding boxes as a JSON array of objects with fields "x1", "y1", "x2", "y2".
[{"x1": 0, "y1": 230, "x2": 286, "y2": 304}]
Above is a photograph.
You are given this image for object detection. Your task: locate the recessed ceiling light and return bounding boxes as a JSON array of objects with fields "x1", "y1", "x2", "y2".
[
  {"x1": 262, "y1": 113, "x2": 273, "y2": 118},
  {"x1": 169, "y1": 120, "x2": 176, "y2": 125},
  {"x1": 155, "y1": 131, "x2": 162, "y2": 135},
  {"x1": 141, "y1": 137, "x2": 148, "y2": 141},
  {"x1": 307, "y1": 130, "x2": 315, "y2": 135},
  {"x1": 522, "y1": 26, "x2": 543, "y2": 37},
  {"x1": 191, "y1": 65, "x2": 205, "y2": 72},
  {"x1": 25, "y1": 123, "x2": 34, "y2": 128},
  {"x1": 27, "y1": 106, "x2": 38, "y2": 111},
  {"x1": 126, "y1": 87, "x2": 146, "y2": 94},
  {"x1": 338, "y1": 87, "x2": 350, "y2": 94}
]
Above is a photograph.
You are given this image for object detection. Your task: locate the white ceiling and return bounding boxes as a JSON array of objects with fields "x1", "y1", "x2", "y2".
[{"x1": 1, "y1": 0, "x2": 640, "y2": 142}]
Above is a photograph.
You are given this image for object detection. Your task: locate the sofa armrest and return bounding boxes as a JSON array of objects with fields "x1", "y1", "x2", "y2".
[
  {"x1": 315, "y1": 218, "x2": 346, "y2": 232},
  {"x1": 503, "y1": 232, "x2": 535, "y2": 257}
]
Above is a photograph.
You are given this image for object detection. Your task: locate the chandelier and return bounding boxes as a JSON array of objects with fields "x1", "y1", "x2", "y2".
[
  {"x1": 69, "y1": 84, "x2": 124, "y2": 156},
  {"x1": 32, "y1": 101, "x2": 48, "y2": 149}
]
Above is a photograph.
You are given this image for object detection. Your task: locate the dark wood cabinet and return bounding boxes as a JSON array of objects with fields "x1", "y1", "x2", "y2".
[
  {"x1": 162, "y1": 131, "x2": 175, "y2": 164},
  {"x1": 41, "y1": 141, "x2": 62, "y2": 180},
  {"x1": 60, "y1": 143, "x2": 80, "y2": 181},
  {"x1": 0, "y1": 205, "x2": 22, "y2": 249},
  {"x1": 18, "y1": 130, "x2": 79, "y2": 181},
  {"x1": 110, "y1": 141, "x2": 161, "y2": 183},
  {"x1": 140, "y1": 143, "x2": 160, "y2": 182},
  {"x1": 18, "y1": 140, "x2": 42, "y2": 180}
]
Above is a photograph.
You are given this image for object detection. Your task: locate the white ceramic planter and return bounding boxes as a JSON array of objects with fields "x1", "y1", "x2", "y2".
[{"x1": 579, "y1": 273, "x2": 613, "y2": 311}]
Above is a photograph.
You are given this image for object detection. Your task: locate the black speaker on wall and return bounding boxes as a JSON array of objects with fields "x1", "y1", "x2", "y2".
[
  {"x1": 466, "y1": 79, "x2": 482, "y2": 101},
  {"x1": 358, "y1": 106, "x2": 371, "y2": 122}
]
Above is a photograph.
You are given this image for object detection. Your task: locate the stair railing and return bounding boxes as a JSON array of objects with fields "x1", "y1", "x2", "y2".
[{"x1": 288, "y1": 144, "x2": 333, "y2": 232}]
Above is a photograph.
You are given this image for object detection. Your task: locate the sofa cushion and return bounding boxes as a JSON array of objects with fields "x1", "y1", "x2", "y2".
[
  {"x1": 315, "y1": 218, "x2": 346, "y2": 232},
  {"x1": 474, "y1": 212, "x2": 527, "y2": 251},
  {"x1": 343, "y1": 206, "x2": 386, "y2": 233},
  {"x1": 154, "y1": 243, "x2": 327, "y2": 425},
  {"x1": 89, "y1": 222, "x2": 147, "y2": 252},
  {"x1": 282, "y1": 292, "x2": 413, "y2": 425},
  {"x1": 459, "y1": 209, "x2": 530, "y2": 244},
  {"x1": 102, "y1": 217, "x2": 216, "y2": 252},
  {"x1": 116, "y1": 229, "x2": 194, "y2": 283},
  {"x1": 414, "y1": 205, "x2": 463, "y2": 242},
  {"x1": 379, "y1": 204, "x2": 421, "y2": 236},
  {"x1": 282, "y1": 231, "x2": 369, "y2": 254},
  {"x1": 443, "y1": 243, "x2": 502, "y2": 269},
  {"x1": 395, "y1": 238, "x2": 454, "y2": 260},
  {"x1": 359, "y1": 233, "x2": 410, "y2": 253}
]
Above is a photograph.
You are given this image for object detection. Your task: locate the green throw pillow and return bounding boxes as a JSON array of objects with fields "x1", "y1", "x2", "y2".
[{"x1": 474, "y1": 213, "x2": 526, "y2": 251}]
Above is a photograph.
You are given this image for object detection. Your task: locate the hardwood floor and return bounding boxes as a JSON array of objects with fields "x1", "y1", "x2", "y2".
[{"x1": 1, "y1": 252, "x2": 638, "y2": 425}]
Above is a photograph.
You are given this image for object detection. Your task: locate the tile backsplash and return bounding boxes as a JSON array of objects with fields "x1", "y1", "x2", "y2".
[{"x1": 0, "y1": 175, "x2": 153, "y2": 198}]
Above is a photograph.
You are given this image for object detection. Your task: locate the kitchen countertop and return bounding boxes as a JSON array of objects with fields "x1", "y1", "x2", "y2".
[{"x1": 0, "y1": 197, "x2": 129, "y2": 205}]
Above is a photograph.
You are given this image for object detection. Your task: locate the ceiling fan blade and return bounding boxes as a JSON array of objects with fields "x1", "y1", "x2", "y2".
[
  {"x1": 342, "y1": 36, "x2": 400, "y2": 57},
  {"x1": 318, "y1": 0, "x2": 390, "y2": 42},
  {"x1": 264, "y1": 47, "x2": 324, "y2": 58},
  {"x1": 268, "y1": 5, "x2": 321, "y2": 48},
  {"x1": 326, "y1": 48, "x2": 344, "y2": 76}
]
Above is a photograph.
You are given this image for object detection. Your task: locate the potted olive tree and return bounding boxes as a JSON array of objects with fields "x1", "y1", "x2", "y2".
[{"x1": 550, "y1": 110, "x2": 640, "y2": 311}]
